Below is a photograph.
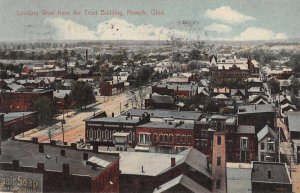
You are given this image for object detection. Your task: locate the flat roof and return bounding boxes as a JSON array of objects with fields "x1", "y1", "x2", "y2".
[
  {"x1": 119, "y1": 151, "x2": 186, "y2": 176},
  {"x1": 0, "y1": 140, "x2": 119, "y2": 178},
  {"x1": 227, "y1": 163, "x2": 252, "y2": 193},
  {"x1": 123, "y1": 108, "x2": 202, "y2": 121},
  {"x1": 251, "y1": 162, "x2": 291, "y2": 184},
  {"x1": 238, "y1": 104, "x2": 275, "y2": 114},
  {"x1": 4, "y1": 112, "x2": 35, "y2": 122},
  {"x1": 138, "y1": 121, "x2": 194, "y2": 130},
  {"x1": 287, "y1": 112, "x2": 300, "y2": 132},
  {"x1": 86, "y1": 116, "x2": 142, "y2": 124}
]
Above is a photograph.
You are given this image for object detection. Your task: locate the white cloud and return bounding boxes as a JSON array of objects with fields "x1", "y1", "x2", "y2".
[
  {"x1": 204, "y1": 23, "x2": 232, "y2": 33},
  {"x1": 46, "y1": 18, "x2": 190, "y2": 41},
  {"x1": 234, "y1": 27, "x2": 288, "y2": 41},
  {"x1": 205, "y1": 6, "x2": 255, "y2": 24},
  {"x1": 46, "y1": 18, "x2": 97, "y2": 40}
]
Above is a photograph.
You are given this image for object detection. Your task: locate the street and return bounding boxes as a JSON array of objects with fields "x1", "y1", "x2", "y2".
[{"x1": 14, "y1": 85, "x2": 152, "y2": 144}]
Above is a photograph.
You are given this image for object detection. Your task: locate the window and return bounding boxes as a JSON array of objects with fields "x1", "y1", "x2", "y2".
[
  {"x1": 177, "y1": 135, "x2": 181, "y2": 144},
  {"x1": 153, "y1": 134, "x2": 157, "y2": 143},
  {"x1": 182, "y1": 135, "x2": 186, "y2": 144},
  {"x1": 139, "y1": 135, "x2": 145, "y2": 143},
  {"x1": 217, "y1": 157, "x2": 221, "y2": 166},
  {"x1": 261, "y1": 142, "x2": 265, "y2": 150},
  {"x1": 145, "y1": 135, "x2": 150, "y2": 144},
  {"x1": 188, "y1": 135, "x2": 191, "y2": 144},
  {"x1": 164, "y1": 135, "x2": 168, "y2": 143},
  {"x1": 89, "y1": 129, "x2": 93, "y2": 139},
  {"x1": 260, "y1": 153, "x2": 264, "y2": 161},
  {"x1": 268, "y1": 144, "x2": 274, "y2": 151},
  {"x1": 216, "y1": 180, "x2": 220, "y2": 189},
  {"x1": 97, "y1": 130, "x2": 101, "y2": 139},
  {"x1": 217, "y1": 136, "x2": 221, "y2": 145},
  {"x1": 160, "y1": 135, "x2": 163, "y2": 142},
  {"x1": 240, "y1": 138, "x2": 248, "y2": 149},
  {"x1": 105, "y1": 130, "x2": 109, "y2": 140},
  {"x1": 169, "y1": 135, "x2": 173, "y2": 143},
  {"x1": 93, "y1": 130, "x2": 97, "y2": 139}
]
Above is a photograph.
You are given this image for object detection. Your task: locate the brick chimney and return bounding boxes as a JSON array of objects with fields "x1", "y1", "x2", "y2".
[
  {"x1": 12, "y1": 160, "x2": 19, "y2": 169},
  {"x1": 39, "y1": 144, "x2": 44, "y2": 153},
  {"x1": 37, "y1": 163, "x2": 45, "y2": 171},
  {"x1": 171, "y1": 157, "x2": 176, "y2": 167},
  {"x1": 62, "y1": 163, "x2": 70, "y2": 174},
  {"x1": 60, "y1": 149, "x2": 66, "y2": 156},
  {"x1": 83, "y1": 152, "x2": 88, "y2": 160}
]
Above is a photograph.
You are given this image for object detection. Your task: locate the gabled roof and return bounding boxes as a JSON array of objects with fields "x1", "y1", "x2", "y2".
[
  {"x1": 159, "y1": 148, "x2": 212, "y2": 179},
  {"x1": 257, "y1": 125, "x2": 277, "y2": 142},
  {"x1": 153, "y1": 174, "x2": 211, "y2": 193}
]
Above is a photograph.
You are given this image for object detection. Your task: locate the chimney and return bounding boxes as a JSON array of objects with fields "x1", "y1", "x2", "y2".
[
  {"x1": 62, "y1": 163, "x2": 70, "y2": 174},
  {"x1": 60, "y1": 149, "x2": 66, "y2": 156},
  {"x1": 50, "y1": 140, "x2": 56, "y2": 146},
  {"x1": 112, "y1": 113, "x2": 114, "y2": 117},
  {"x1": 39, "y1": 144, "x2": 44, "y2": 153},
  {"x1": 142, "y1": 166, "x2": 145, "y2": 173},
  {"x1": 83, "y1": 152, "x2": 88, "y2": 160},
  {"x1": 37, "y1": 163, "x2": 45, "y2": 171},
  {"x1": 71, "y1": 143, "x2": 77, "y2": 149},
  {"x1": 254, "y1": 104, "x2": 257, "y2": 110},
  {"x1": 268, "y1": 170, "x2": 272, "y2": 179},
  {"x1": 32, "y1": 137, "x2": 38, "y2": 144},
  {"x1": 171, "y1": 157, "x2": 176, "y2": 167},
  {"x1": 93, "y1": 145, "x2": 98, "y2": 153},
  {"x1": 86, "y1": 49, "x2": 88, "y2": 61},
  {"x1": 12, "y1": 160, "x2": 19, "y2": 169}
]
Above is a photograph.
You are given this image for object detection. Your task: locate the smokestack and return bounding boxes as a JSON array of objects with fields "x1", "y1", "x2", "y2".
[
  {"x1": 62, "y1": 163, "x2": 70, "y2": 174},
  {"x1": 83, "y1": 152, "x2": 88, "y2": 160},
  {"x1": 39, "y1": 144, "x2": 44, "y2": 153},
  {"x1": 60, "y1": 149, "x2": 66, "y2": 156},
  {"x1": 37, "y1": 163, "x2": 45, "y2": 171},
  {"x1": 86, "y1": 49, "x2": 88, "y2": 61},
  {"x1": 12, "y1": 160, "x2": 19, "y2": 169},
  {"x1": 171, "y1": 157, "x2": 176, "y2": 167}
]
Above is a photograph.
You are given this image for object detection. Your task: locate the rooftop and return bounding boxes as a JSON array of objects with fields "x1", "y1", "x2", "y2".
[
  {"x1": 251, "y1": 162, "x2": 291, "y2": 184},
  {"x1": 287, "y1": 112, "x2": 300, "y2": 132},
  {"x1": 4, "y1": 112, "x2": 36, "y2": 122},
  {"x1": 153, "y1": 174, "x2": 211, "y2": 193},
  {"x1": 237, "y1": 125, "x2": 255, "y2": 134},
  {"x1": 122, "y1": 108, "x2": 202, "y2": 121},
  {"x1": 86, "y1": 116, "x2": 144, "y2": 124},
  {"x1": 119, "y1": 151, "x2": 186, "y2": 176},
  {"x1": 238, "y1": 104, "x2": 275, "y2": 114},
  {"x1": 227, "y1": 162, "x2": 252, "y2": 193},
  {"x1": 137, "y1": 121, "x2": 194, "y2": 130},
  {"x1": 0, "y1": 140, "x2": 119, "y2": 178}
]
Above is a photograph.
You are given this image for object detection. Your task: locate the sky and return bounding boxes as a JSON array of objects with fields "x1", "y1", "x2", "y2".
[{"x1": 0, "y1": 0, "x2": 299, "y2": 41}]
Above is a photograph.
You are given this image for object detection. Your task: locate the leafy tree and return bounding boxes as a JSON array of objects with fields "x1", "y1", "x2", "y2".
[
  {"x1": 268, "y1": 79, "x2": 280, "y2": 94},
  {"x1": 33, "y1": 96, "x2": 56, "y2": 125},
  {"x1": 70, "y1": 81, "x2": 95, "y2": 109}
]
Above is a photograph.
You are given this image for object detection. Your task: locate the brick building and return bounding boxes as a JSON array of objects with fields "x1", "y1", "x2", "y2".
[
  {"x1": 119, "y1": 148, "x2": 212, "y2": 193},
  {"x1": 85, "y1": 114, "x2": 150, "y2": 147},
  {"x1": 0, "y1": 139, "x2": 120, "y2": 193},
  {"x1": 1, "y1": 111, "x2": 38, "y2": 140},
  {"x1": 136, "y1": 121, "x2": 194, "y2": 153},
  {"x1": 0, "y1": 89, "x2": 53, "y2": 113},
  {"x1": 237, "y1": 104, "x2": 276, "y2": 133},
  {"x1": 99, "y1": 80, "x2": 125, "y2": 96}
]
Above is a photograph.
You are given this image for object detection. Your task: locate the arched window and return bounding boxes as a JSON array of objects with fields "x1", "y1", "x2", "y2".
[
  {"x1": 93, "y1": 130, "x2": 97, "y2": 139},
  {"x1": 89, "y1": 129, "x2": 93, "y2": 139},
  {"x1": 97, "y1": 130, "x2": 101, "y2": 140},
  {"x1": 105, "y1": 130, "x2": 109, "y2": 140}
]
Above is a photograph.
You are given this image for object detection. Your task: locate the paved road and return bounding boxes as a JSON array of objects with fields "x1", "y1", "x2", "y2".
[{"x1": 15, "y1": 85, "x2": 152, "y2": 144}]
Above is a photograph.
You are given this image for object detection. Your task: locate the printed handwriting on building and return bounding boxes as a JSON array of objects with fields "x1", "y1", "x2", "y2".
[{"x1": 0, "y1": 171, "x2": 43, "y2": 193}]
